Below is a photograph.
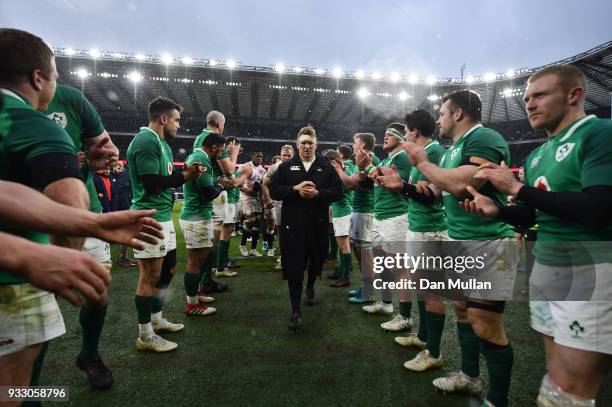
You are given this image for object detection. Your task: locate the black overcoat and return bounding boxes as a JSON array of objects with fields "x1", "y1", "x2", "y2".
[{"x1": 269, "y1": 154, "x2": 343, "y2": 280}]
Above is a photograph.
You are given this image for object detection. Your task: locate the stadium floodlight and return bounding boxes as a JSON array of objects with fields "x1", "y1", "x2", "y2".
[
  {"x1": 292, "y1": 66, "x2": 303, "y2": 74},
  {"x1": 483, "y1": 72, "x2": 496, "y2": 82},
  {"x1": 502, "y1": 88, "x2": 513, "y2": 97},
  {"x1": 332, "y1": 67, "x2": 343, "y2": 79},
  {"x1": 88, "y1": 49, "x2": 100, "y2": 58},
  {"x1": 408, "y1": 74, "x2": 418, "y2": 85},
  {"x1": 128, "y1": 71, "x2": 142, "y2": 83},
  {"x1": 466, "y1": 76, "x2": 475, "y2": 84},
  {"x1": 112, "y1": 52, "x2": 123, "y2": 59},
  {"x1": 426, "y1": 75, "x2": 437, "y2": 86},
  {"x1": 65, "y1": 48, "x2": 76, "y2": 56},
  {"x1": 182, "y1": 56, "x2": 194, "y2": 65},
  {"x1": 135, "y1": 53, "x2": 146, "y2": 61},
  {"x1": 227, "y1": 59, "x2": 237, "y2": 69},
  {"x1": 314, "y1": 68, "x2": 325, "y2": 76},
  {"x1": 209, "y1": 59, "x2": 218, "y2": 67},
  {"x1": 505, "y1": 69, "x2": 515, "y2": 78},
  {"x1": 357, "y1": 87, "x2": 369, "y2": 99},
  {"x1": 76, "y1": 68, "x2": 88, "y2": 79},
  {"x1": 390, "y1": 72, "x2": 400, "y2": 83},
  {"x1": 371, "y1": 72, "x2": 381, "y2": 80},
  {"x1": 161, "y1": 54, "x2": 173, "y2": 64},
  {"x1": 274, "y1": 64, "x2": 286, "y2": 73},
  {"x1": 398, "y1": 91, "x2": 408, "y2": 101},
  {"x1": 355, "y1": 70, "x2": 365, "y2": 79}
]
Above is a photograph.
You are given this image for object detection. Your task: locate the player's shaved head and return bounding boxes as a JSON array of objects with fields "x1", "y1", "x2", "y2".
[
  {"x1": 206, "y1": 111, "x2": 225, "y2": 128},
  {"x1": 529, "y1": 64, "x2": 587, "y2": 97}
]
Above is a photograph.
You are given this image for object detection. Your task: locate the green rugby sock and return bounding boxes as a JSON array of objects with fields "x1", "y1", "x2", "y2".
[
  {"x1": 135, "y1": 296, "x2": 153, "y2": 324},
  {"x1": 79, "y1": 304, "x2": 107, "y2": 359},
  {"x1": 425, "y1": 311, "x2": 445, "y2": 358},
  {"x1": 481, "y1": 340, "x2": 513, "y2": 407},
  {"x1": 340, "y1": 253, "x2": 352, "y2": 280},
  {"x1": 457, "y1": 322, "x2": 480, "y2": 378},
  {"x1": 399, "y1": 301, "x2": 412, "y2": 319},
  {"x1": 184, "y1": 271, "x2": 201, "y2": 297},
  {"x1": 216, "y1": 240, "x2": 228, "y2": 270},
  {"x1": 200, "y1": 256, "x2": 214, "y2": 285},
  {"x1": 223, "y1": 239, "x2": 231, "y2": 268},
  {"x1": 328, "y1": 236, "x2": 338, "y2": 260},
  {"x1": 416, "y1": 301, "x2": 428, "y2": 342},
  {"x1": 152, "y1": 293, "x2": 165, "y2": 314}
]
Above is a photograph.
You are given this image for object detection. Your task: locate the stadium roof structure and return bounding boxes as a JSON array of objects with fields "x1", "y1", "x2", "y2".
[{"x1": 54, "y1": 41, "x2": 611, "y2": 136}]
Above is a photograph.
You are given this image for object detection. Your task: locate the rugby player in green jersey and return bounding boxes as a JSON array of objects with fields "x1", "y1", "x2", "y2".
[
  {"x1": 464, "y1": 65, "x2": 612, "y2": 407},
  {"x1": 376, "y1": 110, "x2": 449, "y2": 373},
  {"x1": 331, "y1": 133, "x2": 379, "y2": 303},
  {"x1": 401, "y1": 90, "x2": 517, "y2": 407},
  {"x1": 128, "y1": 98, "x2": 204, "y2": 353},
  {"x1": 326, "y1": 146, "x2": 356, "y2": 288},
  {"x1": 44, "y1": 83, "x2": 123, "y2": 389},
  {"x1": 180, "y1": 132, "x2": 228, "y2": 315},
  {"x1": 354, "y1": 124, "x2": 414, "y2": 330}
]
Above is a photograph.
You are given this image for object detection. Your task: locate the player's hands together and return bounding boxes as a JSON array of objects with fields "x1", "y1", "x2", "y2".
[
  {"x1": 459, "y1": 185, "x2": 500, "y2": 218},
  {"x1": 92, "y1": 209, "x2": 164, "y2": 249},
  {"x1": 23, "y1": 244, "x2": 112, "y2": 306},
  {"x1": 299, "y1": 185, "x2": 319, "y2": 199},
  {"x1": 375, "y1": 165, "x2": 403, "y2": 192},
  {"x1": 88, "y1": 136, "x2": 120, "y2": 170},
  {"x1": 354, "y1": 146, "x2": 371, "y2": 169},
  {"x1": 473, "y1": 161, "x2": 523, "y2": 196},
  {"x1": 183, "y1": 162, "x2": 205, "y2": 179},
  {"x1": 263, "y1": 196, "x2": 275, "y2": 208}
]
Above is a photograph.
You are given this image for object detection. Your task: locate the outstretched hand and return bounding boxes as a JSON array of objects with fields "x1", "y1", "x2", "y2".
[
  {"x1": 93, "y1": 209, "x2": 164, "y2": 249},
  {"x1": 459, "y1": 185, "x2": 500, "y2": 218},
  {"x1": 88, "y1": 136, "x2": 120, "y2": 170}
]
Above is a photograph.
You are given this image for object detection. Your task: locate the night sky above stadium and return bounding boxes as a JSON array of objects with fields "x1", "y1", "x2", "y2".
[{"x1": 2, "y1": 0, "x2": 610, "y2": 78}]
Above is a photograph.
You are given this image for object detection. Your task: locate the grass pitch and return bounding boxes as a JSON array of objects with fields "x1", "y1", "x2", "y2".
[{"x1": 40, "y1": 205, "x2": 612, "y2": 406}]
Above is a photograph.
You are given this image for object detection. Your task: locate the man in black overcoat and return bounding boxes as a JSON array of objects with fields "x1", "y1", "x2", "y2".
[{"x1": 269, "y1": 125, "x2": 343, "y2": 330}]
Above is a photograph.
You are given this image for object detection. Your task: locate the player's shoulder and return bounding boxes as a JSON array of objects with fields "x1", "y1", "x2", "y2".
[
  {"x1": 8, "y1": 106, "x2": 69, "y2": 140},
  {"x1": 587, "y1": 117, "x2": 612, "y2": 135},
  {"x1": 472, "y1": 126, "x2": 506, "y2": 142}
]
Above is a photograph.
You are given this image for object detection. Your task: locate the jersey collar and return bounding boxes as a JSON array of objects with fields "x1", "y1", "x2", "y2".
[
  {"x1": 194, "y1": 147, "x2": 209, "y2": 159},
  {"x1": 0, "y1": 88, "x2": 32, "y2": 108},
  {"x1": 140, "y1": 126, "x2": 162, "y2": 139},
  {"x1": 454, "y1": 123, "x2": 483, "y2": 145},
  {"x1": 424, "y1": 140, "x2": 439, "y2": 151},
  {"x1": 557, "y1": 115, "x2": 596, "y2": 143}
]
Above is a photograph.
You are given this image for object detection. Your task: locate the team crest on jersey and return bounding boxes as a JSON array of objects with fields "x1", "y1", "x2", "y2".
[
  {"x1": 47, "y1": 112, "x2": 67, "y2": 128},
  {"x1": 534, "y1": 176, "x2": 550, "y2": 191},
  {"x1": 555, "y1": 143, "x2": 575, "y2": 162},
  {"x1": 167, "y1": 162, "x2": 173, "y2": 174},
  {"x1": 530, "y1": 155, "x2": 541, "y2": 169},
  {"x1": 449, "y1": 147, "x2": 462, "y2": 161}
]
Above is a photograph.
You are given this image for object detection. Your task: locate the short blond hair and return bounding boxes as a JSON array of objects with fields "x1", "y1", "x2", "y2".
[
  {"x1": 529, "y1": 64, "x2": 587, "y2": 94},
  {"x1": 280, "y1": 144, "x2": 294, "y2": 154},
  {"x1": 297, "y1": 125, "x2": 316, "y2": 139},
  {"x1": 353, "y1": 133, "x2": 375, "y2": 151}
]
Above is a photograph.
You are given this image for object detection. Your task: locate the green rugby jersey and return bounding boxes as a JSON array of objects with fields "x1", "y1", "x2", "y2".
[
  {"x1": 127, "y1": 127, "x2": 174, "y2": 222},
  {"x1": 408, "y1": 141, "x2": 447, "y2": 232},
  {"x1": 332, "y1": 160, "x2": 356, "y2": 218},
  {"x1": 193, "y1": 129, "x2": 229, "y2": 178},
  {"x1": 227, "y1": 168, "x2": 240, "y2": 204},
  {"x1": 45, "y1": 84, "x2": 105, "y2": 213},
  {"x1": 352, "y1": 154, "x2": 380, "y2": 214},
  {"x1": 369, "y1": 150, "x2": 411, "y2": 221},
  {"x1": 179, "y1": 148, "x2": 214, "y2": 221},
  {"x1": 440, "y1": 124, "x2": 514, "y2": 240},
  {"x1": 0, "y1": 89, "x2": 77, "y2": 284},
  {"x1": 524, "y1": 115, "x2": 612, "y2": 266}
]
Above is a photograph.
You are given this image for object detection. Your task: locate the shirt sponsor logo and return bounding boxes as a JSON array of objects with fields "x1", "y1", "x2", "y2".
[
  {"x1": 290, "y1": 166, "x2": 301, "y2": 171},
  {"x1": 555, "y1": 143, "x2": 575, "y2": 162},
  {"x1": 47, "y1": 112, "x2": 67, "y2": 128},
  {"x1": 530, "y1": 155, "x2": 541, "y2": 169},
  {"x1": 534, "y1": 176, "x2": 550, "y2": 191}
]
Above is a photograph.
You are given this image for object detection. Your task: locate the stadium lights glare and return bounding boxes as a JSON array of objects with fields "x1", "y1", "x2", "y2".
[
  {"x1": 371, "y1": 72, "x2": 381, "y2": 80},
  {"x1": 135, "y1": 53, "x2": 146, "y2": 61},
  {"x1": 505, "y1": 69, "x2": 515, "y2": 78},
  {"x1": 209, "y1": 59, "x2": 218, "y2": 67},
  {"x1": 292, "y1": 66, "x2": 303, "y2": 74},
  {"x1": 357, "y1": 87, "x2": 369, "y2": 99},
  {"x1": 408, "y1": 74, "x2": 418, "y2": 85},
  {"x1": 112, "y1": 52, "x2": 123, "y2": 59},
  {"x1": 226, "y1": 59, "x2": 237, "y2": 69},
  {"x1": 182, "y1": 56, "x2": 194, "y2": 65},
  {"x1": 88, "y1": 49, "x2": 100, "y2": 58},
  {"x1": 332, "y1": 67, "x2": 343, "y2": 79},
  {"x1": 314, "y1": 68, "x2": 325, "y2": 75},
  {"x1": 483, "y1": 72, "x2": 496, "y2": 82},
  {"x1": 398, "y1": 91, "x2": 408, "y2": 101},
  {"x1": 355, "y1": 70, "x2": 365, "y2": 79},
  {"x1": 426, "y1": 75, "x2": 437, "y2": 86},
  {"x1": 65, "y1": 48, "x2": 76, "y2": 56},
  {"x1": 76, "y1": 68, "x2": 88, "y2": 79},
  {"x1": 502, "y1": 88, "x2": 513, "y2": 97},
  {"x1": 161, "y1": 54, "x2": 173, "y2": 64},
  {"x1": 466, "y1": 76, "x2": 475, "y2": 84},
  {"x1": 128, "y1": 71, "x2": 142, "y2": 83},
  {"x1": 390, "y1": 72, "x2": 400, "y2": 83},
  {"x1": 274, "y1": 64, "x2": 286, "y2": 73}
]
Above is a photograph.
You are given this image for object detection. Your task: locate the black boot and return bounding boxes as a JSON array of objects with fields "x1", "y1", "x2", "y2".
[
  {"x1": 288, "y1": 313, "x2": 302, "y2": 331},
  {"x1": 304, "y1": 287, "x2": 316, "y2": 306}
]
